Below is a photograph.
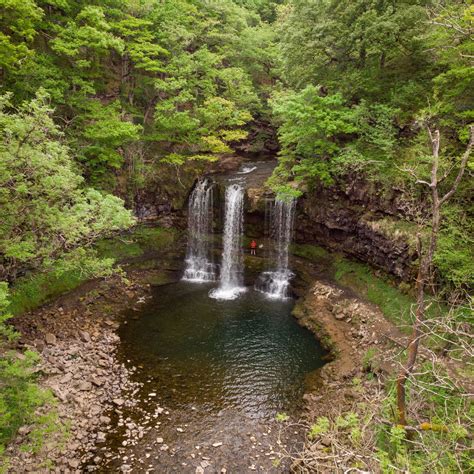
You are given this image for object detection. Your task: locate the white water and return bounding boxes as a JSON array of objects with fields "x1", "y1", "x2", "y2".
[
  {"x1": 209, "y1": 184, "x2": 246, "y2": 300},
  {"x1": 255, "y1": 198, "x2": 296, "y2": 299},
  {"x1": 182, "y1": 179, "x2": 216, "y2": 282},
  {"x1": 237, "y1": 165, "x2": 257, "y2": 174}
]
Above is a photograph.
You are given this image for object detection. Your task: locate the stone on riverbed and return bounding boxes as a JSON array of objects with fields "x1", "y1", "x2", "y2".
[
  {"x1": 78, "y1": 381, "x2": 92, "y2": 391},
  {"x1": 45, "y1": 333, "x2": 57, "y2": 345},
  {"x1": 79, "y1": 330, "x2": 91, "y2": 342}
]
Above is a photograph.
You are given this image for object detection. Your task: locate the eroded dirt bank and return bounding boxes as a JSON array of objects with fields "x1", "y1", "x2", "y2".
[
  {"x1": 295, "y1": 280, "x2": 405, "y2": 386},
  {"x1": 290, "y1": 279, "x2": 409, "y2": 472}
]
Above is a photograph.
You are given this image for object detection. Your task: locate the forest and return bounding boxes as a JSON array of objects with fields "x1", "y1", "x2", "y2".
[{"x1": 0, "y1": 0, "x2": 473, "y2": 472}]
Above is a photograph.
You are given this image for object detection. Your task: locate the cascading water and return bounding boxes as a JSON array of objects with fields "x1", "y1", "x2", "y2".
[
  {"x1": 255, "y1": 197, "x2": 296, "y2": 299},
  {"x1": 209, "y1": 184, "x2": 246, "y2": 300},
  {"x1": 182, "y1": 179, "x2": 216, "y2": 282}
]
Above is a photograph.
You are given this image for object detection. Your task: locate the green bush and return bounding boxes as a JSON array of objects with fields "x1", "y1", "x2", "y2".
[
  {"x1": 0, "y1": 351, "x2": 55, "y2": 454},
  {"x1": 0, "y1": 283, "x2": 61, "y2": 463},
  {"x1": 308, "y1": 416, "x2": 330, "y2": 439}
]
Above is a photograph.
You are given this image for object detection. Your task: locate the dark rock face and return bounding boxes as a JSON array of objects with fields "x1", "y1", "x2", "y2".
[
  {"x1": 295, "y1": 175, "x2": 419, "y2": 281},
  {"x1": 132, "y1": 188, "x2": 175, "y2": 222},
  {"x1": 127, "y1": 157, "x2": 248, "y2": 223},
  {"x1": 125, "y1": 159, "x2": 418, "y2": 282}
]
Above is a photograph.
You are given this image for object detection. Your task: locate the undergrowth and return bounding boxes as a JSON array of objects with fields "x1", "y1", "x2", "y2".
[
  {"x1": 94, "y1": 225, "x2": 178, "y2": 261},
  {"x1": 378, "y1": 365, "x2": 472, "y2": 473},
  {"x1": 287, "y1": 369, "x2": 472, "y2": 473},
  {"x1": 289, "y1": 243, "x2": 471, "y2": 473},
  {"x1": 8, "y1": 225, "x2": 177, "y2": 316},
  {"x1": 333, "y1": 258, "x2": 415, "y2": 328},
  {"x1": 8, "y1": 270, "x2": 87, "y2": 316},
  {"x1": 0, "y1": 283, "x2": 64, "y2": 470}
]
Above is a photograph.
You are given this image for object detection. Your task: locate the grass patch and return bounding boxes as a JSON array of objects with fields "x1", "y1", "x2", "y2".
[
  {"x1": 0, "y1": 350, "x2": 65, "y2": 468},
  {"x1": 8, "y1": 270, "x2": 87, "y2": 316},
  {"x1": 95, "y1": 225, "x2": 178, "y2": 261},
  {"x1": 291, "y1": 243, "x2": 446, "y2": 333},
  {"x1": 130, "y1": 226, "x2": 178, "y2": 251},
  {"x1": 289, "y1": 242, "x2": 418, "y2": 328},
  {"x1": 142, "y1": 271, "x2": 176, "y2": 286},
  {"x1": 334, "y1": 257, "x2": 415, "y2": 327},
  {"x1": 94, "y1": 238, "x2": 143, "y2": 260},
  {"x1": 8, "y1": 225, "x2": 178, "y2": 316},
  {"x1": 243, "y1": 255, "x2": 267, "y2": 273},
  {"x1": 290, "y1": 243, "x2": 330, "y2": 262},
  {"x1": 365, "y1": 216, "x2": 421, "y2": 251}
]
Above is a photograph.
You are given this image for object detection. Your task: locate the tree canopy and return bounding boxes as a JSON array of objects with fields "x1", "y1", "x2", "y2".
[
  {"x1": 0, "y1": 0, "x2": 471, "y2": 293},
  {"x1": 0, "y1": 1, "x2": 473, "y2": 471}
]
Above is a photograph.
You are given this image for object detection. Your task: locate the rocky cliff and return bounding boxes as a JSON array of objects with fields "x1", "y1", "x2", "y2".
[
  {"x1": 242, "y1": 169, "x2": 418, "y2": 282},
  {"x1": 125, "y1": 158, "x2": 418, "y2": 283},
  {"x1": 294, "y1": 175, "x2": 418, "y2": 281}
]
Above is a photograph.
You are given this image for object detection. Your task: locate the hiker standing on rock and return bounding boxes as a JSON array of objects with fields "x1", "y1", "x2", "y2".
[{"x1": 250, "y1": 240, "x2": 257, "y2": 256}]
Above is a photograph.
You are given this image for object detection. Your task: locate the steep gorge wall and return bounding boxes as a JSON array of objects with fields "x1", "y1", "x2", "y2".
[
  {"x1": 243, "y1": 172, "x2": 418, "y2": 282},
  {"x1": 123, "y1": 159, "x2": 418, "y2": 283},
  {"x1": 119, "y1": 155, "x2": 248, "y2": 225},
  {"x1": 294, "y1": 175, "x2": 418, "y2": 281}
]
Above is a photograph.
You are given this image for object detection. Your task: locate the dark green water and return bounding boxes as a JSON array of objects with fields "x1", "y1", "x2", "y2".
[{"x1": 119, "y1": 281, "x2": 325, "y2": 418}]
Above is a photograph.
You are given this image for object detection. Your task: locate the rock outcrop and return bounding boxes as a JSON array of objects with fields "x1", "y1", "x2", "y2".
[
  {"x1": 295, "y1": 175, "x2": 419, "y2": 281},
  {"x1": 122, "y1": 155, "x2": 419, "y2": 283}
]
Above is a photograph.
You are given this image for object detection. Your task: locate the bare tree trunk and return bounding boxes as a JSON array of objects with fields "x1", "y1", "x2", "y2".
[{"x1": 396, "y1": 126, "x2": 473, "y2": 426}]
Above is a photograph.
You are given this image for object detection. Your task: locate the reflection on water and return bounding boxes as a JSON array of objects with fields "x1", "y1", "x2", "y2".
[{"x1": 119, "y1": 281, "x2": 325, "y2": 418}]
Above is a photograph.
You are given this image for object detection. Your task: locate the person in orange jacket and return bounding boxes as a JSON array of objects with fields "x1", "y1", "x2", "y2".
[{"x1": 250, "y1": 239, "x2": 257, "y2": 255}]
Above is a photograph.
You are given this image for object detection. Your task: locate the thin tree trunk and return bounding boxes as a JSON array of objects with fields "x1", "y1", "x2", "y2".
[{"x1": 396, "y1": 126, "x2": 472, "y2": 426}]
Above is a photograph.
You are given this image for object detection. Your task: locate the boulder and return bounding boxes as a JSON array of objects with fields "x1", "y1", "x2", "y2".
[{"x1": 78, "y1": 381, "x2": 92, "y2": 391}]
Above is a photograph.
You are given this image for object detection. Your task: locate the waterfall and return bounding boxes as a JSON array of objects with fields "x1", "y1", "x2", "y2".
[
  {"x1": 182, "y1": 179, "x2": 216, "y2": 282},
  {"x1": 255, "y1": 197, "x2": 296, "y2": 299},
  {"x1": 209, "y1": 184, "x2": 246, "y2": 300}
]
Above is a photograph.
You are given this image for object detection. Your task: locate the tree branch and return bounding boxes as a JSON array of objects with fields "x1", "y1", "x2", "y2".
[{"x1": 439, "y1": 125, "x2": 474, "y2": 205}]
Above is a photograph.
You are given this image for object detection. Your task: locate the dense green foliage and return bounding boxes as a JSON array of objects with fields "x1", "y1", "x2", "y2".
[
  {"x1": 271, "y1": 0, "x2": 473, "y2": 291},
  {"x1": 0, "y1": 0, "x2": 472, "y2": 470},
  {"x1": 0, "y1": 0, "x2": 277, "y2": 453},
  {"x1": 1, "y1": 0, "x2": 470, "y2": 293},
  {"x1": 0, "y1": 90, "x2": 132, "y2": 458},
  {"x1": 1, "y1": 0, "x2": 276, "y2": 187},
  {"x1": 0, "y1": 92, "x2": 134, "y2": 283},
  {"x1": 0, "y1": 283, "x2": 62, "y2": 462}
]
